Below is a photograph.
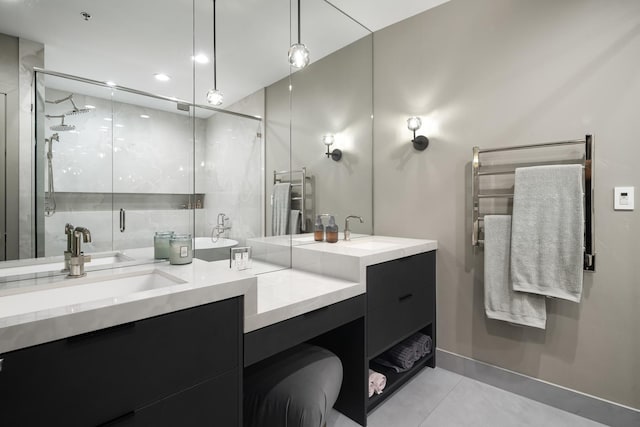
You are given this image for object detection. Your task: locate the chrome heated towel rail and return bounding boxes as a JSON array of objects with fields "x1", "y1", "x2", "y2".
[{"x1": 471, "y1": 135, "x2": 595, "y2": 271}]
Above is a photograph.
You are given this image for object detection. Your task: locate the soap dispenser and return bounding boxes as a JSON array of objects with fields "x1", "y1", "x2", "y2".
[
  {"x1": 314, "y1": 215, "x2": 325, "y2": 242},
  {"x1": 325, "y1": 216, "x2": 339, "y2": 243}
]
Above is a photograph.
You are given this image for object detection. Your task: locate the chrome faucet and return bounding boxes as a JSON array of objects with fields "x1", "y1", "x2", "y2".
[
  {"x1": 67, "y1": 226, "x2": 92, "y2": 278},
  {"x1": 63, "y1": 223, "x2": 75, "y2": 272},
  {"x1": 212, "y1": 213, "x2": 231, "y2": 242},
  {"x1": 344, "y1": 215, "x2": 364, "y2": 241}
]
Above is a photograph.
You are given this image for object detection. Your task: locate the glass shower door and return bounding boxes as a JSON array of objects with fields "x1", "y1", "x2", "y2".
[{"x1": 110, "y1": 89, "x2": 195, "y2": 256}]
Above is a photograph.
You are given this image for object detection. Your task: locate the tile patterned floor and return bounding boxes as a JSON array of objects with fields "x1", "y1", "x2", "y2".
[{"x1": 327, "y1": 368, "x2": 607, "y2": 427}]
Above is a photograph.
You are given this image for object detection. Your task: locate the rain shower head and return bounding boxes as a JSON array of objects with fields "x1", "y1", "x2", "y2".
[
  {"x1": 46, "y1": 114, "x2": 76, "y2": 132},
  {"x1": 46, "y1": 94, "x2": 92, "y2": 116}
]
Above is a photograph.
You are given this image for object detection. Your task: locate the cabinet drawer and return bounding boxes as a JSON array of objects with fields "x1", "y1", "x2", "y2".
[
  {"x1": 108, "y1": 370, "x2": 239, "y2": 427},
  {"x1": 367, "y1": 290, "x2": 434, "y2": 357},
  {"x1": 367, "y1": 251, "x2": 435, "y2": 312},
  {"x1": 244, "y1": 295, "x2": 365, "y2": 367},
  {"x1": 0, "y1": 297, "x2": 241, "y2": 427},
  {"x1": 134, "y1": 297, "x2": 240, "y2": 406}
]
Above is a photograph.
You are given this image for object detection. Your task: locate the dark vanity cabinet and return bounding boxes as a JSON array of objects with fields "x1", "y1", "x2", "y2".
[
  {"x1": 366, "y1": 250, "x2": 436, "y2": 411},
  {"x1": 0, "y1": 297, "x2": 243, "y2": 427}
]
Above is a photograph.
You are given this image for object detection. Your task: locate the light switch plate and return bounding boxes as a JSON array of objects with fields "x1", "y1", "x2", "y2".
[{"x1": 614, "y1": 186, "x2": 634, "y2": 210}]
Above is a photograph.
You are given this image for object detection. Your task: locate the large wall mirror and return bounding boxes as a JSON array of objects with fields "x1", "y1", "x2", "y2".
[{"x1": 0, "y1": 0, "x2": 372, "y2": 281}]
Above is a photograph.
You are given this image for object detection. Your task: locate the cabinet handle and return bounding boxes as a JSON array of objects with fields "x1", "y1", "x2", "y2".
[
  {"x1": 66, "y1": 321, "x2": 136, "y2": 345},
  {"x1": 398, "y1": 293, "x2": 413, "y2": 302},
  {"x1": 119, "y1": 208, "x2": 126, "y2": 232},
  {"x1": 304, "y1": 306, "x2": 330, "y2": 317}
]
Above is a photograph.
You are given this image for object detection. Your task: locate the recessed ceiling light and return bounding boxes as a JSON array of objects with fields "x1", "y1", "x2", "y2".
[
  {"x1": 192, "y1": 54, "x2": 210, "y2": 64},
  {"x1": 84, "y1": 105, "x2": 96, "y2": 109},
  {"x1": 140, "y1": 114, "x2": 150, "y2": 119},
  {"x1": 104, "y1": 117, "x2": 112, "y2": 121},
  {"x1": 154, "y1": 73, "x2": 171, "y2": 82},
  {"x1": 105, "y1": 81, "x2": 116, "y2": 87}
]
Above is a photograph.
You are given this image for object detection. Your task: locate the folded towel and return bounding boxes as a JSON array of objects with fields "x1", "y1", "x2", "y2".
[
  {"x1": 271, "y1": 183, "x2": 291, "y2": 236},
  {"x1": 387, "y1": 341, "x2": 417, "y2": 370},
  {"x1": 289, "y1": 209, "x2": 301, "y2": 235},
  {"x1": 484, "y1": 215, "x2": 547, "y2": 329},
  {"x1": 368, "y1": 369, "x2": 387, "y2": 397},
  {"x1": 510, "y1": 165, "x2": 584, "y2": 302},
  {"x1": 409, "y1": 332, "x2": 432, "y2": 358}
]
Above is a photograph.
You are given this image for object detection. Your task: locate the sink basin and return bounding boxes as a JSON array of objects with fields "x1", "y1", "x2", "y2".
[
  {"x1": 345, "y1": 241, "x2": 399, "y2": 251},
  {"x1": 193, "y1": 237, "x2": 238, "y2": 250},
  {"x1": 0, "y1": 270, "x2": 185, "y2": 318},
  {"x1": 0, "y1": 252, "x2": 134, "y2": 278}
]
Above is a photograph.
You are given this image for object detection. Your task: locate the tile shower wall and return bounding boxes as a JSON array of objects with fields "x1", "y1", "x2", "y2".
[
  {"x1": 43, "y1": 88, "x2": 205, "y2": 256},
  {"x1": 197, "y1": 89, "x2": 264, "y2": 245}
]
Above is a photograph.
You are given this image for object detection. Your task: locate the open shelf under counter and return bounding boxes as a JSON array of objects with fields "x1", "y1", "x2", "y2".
[{"x1": 368, "y1": 351, "x2": 435, "y2": 412}]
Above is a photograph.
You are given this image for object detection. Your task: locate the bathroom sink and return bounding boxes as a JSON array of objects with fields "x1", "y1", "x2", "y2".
[
  {"x1": 0, "y1": 269, "x2": 185, "y2": 318},
  {"x1": 0, "y1": 252, "x2": 134, "y2": 277},
  {"x1": 344, "y1": 241, "x2": 399, "y2": 251}
]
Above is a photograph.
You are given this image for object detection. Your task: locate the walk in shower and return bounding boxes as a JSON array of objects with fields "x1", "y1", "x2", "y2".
[{"x1": 34, "y1": 70, "x2": 263, "y2": 264}]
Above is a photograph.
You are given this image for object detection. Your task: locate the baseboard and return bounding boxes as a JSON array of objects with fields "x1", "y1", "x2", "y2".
[{"x1": 436, "y1": 349, "x2": 640, "y2": 427}]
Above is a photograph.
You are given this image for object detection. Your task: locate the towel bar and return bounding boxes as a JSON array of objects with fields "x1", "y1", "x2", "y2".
[
  {"x1": 471, "y1": 135, "x2": 595, "y2": 271},
  {"x1": 274, "y1": 167, "x2": 312, "y2": 232}
]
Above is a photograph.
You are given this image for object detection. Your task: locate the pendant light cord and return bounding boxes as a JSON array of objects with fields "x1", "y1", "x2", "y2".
[
  {"x1": 297, "y1": 0, "x2": 301, "y2": 44},
  {"x1": 213, "y1": 0, "x2": 217, "y2": 90}
]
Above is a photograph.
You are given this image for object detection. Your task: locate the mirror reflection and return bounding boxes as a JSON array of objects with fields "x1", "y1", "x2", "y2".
[{"x1": 0, "y1": 0, "x2": 372, "y2": 282}]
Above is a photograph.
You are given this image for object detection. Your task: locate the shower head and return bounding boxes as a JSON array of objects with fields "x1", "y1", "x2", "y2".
[
  {"x1": 46, "y1": 94, "x2": 92, "y2": 116},
  {"x1": 46, "y1": 114, "x2": 76, "y2": 132},
  {"x1": 65, "y1": 97, "x2": 91, "y2": 116}
]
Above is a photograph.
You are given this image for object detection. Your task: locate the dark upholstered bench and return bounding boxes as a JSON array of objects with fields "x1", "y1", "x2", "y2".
[{"x1": 244, "y1": 343, "x2": 343, "y2": 427}]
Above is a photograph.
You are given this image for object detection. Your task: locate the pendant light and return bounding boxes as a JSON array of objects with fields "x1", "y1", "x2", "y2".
[
  {"x1": 206, "y1": 0, "x2": 223, "y2": 105},
  {"x1": 288, "y1": 0, "x2": 310, "y2": 68}
]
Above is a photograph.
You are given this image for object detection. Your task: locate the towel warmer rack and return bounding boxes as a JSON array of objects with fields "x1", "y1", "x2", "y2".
[
  {"x1": 273, "y1": 167, "x2": 312, "y2": 232},
  {"x1": 471, "y1": 135, "x2": 595, "y2": 271}
]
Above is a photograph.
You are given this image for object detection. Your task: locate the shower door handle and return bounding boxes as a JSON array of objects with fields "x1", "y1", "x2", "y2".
[{"x1": 119, "y1": 208, "x2": 126, "y2": 232}]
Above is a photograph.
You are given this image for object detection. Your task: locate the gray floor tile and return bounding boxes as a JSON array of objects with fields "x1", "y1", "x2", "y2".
[{"x1": 418, "y1": 377, "x2": 608, "y2": 427}]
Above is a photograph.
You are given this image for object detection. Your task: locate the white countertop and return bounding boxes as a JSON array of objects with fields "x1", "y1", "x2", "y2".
[
  {"x1": 0, "y1": 235, "x2": 437, "y2": 354},
  {"x1": 0, "y1": 259, "x2": 256, "y2": 354},
  {"x1": 244, "y1": 235, "x2": 437, "y2": 332}
]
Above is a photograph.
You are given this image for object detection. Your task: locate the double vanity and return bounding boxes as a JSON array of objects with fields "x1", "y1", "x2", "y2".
[{"x1": 0, "y1": 235, "x2": 437, "y2": 427}]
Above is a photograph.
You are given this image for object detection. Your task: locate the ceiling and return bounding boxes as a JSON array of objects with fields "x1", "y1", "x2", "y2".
[{"x1": 0, "y1": 0, "x2": 449, "y2": 112}]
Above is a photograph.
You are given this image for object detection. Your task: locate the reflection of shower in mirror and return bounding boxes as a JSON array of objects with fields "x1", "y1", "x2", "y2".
[
  {"x1": 46, "y1": 93, "x2": 92, "y2": 116},
  {"x1": 44, "y1": 133, "x2": 59, "y2": 217},
  {"x1": 45, "y1": 114, "x2": 75, "y2": 132}
]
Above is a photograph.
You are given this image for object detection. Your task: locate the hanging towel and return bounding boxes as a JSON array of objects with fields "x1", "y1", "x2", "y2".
[
  {"x1": 289, "y1": 209, "x2": 301, "y2": 235},
  {"x1": 510, "y1": 165, "x2": 584, "y2": 302},
  {"x1": 484, "y1": 215, "x2": 546, "y2": 329},
  {"x1": 271, "y1": 183, "x2": 291, "y2": 236},
  {"x1": 368, "y1": 369, "x2": 387, "y2": 398}
]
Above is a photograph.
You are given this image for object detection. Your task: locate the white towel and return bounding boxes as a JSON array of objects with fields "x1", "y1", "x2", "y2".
[
  {"x1": 289, "y1": 209, "x2": 301, "y2": 235},
  {"x1": 510, "y1": 165, "x2": 584, "y2": 302},
  {"x1": 484, "y1": 215, "x2": 546, "y2": 329},
  {"x1": 368, "y1": 369, "x2": 387, "y2": 398},
  {"x1": 271, "y1": 183, "x2": 290, "y2": 236}
]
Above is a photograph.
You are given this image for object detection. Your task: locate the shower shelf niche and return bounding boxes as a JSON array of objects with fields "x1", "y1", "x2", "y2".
[{"x1": 43, "y1": 192, "x2": 206, "y2": 211}]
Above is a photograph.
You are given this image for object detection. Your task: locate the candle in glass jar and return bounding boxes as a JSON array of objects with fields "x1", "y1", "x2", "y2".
[
  {"x1": 154, "y1": 231, "x2": 174, "y2": 259},
  {"x1": 169, "y1": 234, "x2": 193, "y2": 265}
]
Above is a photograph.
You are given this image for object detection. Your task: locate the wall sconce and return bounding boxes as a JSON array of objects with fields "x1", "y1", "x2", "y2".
[
  {"x1": 407, "y1": 116, "x2": 429, "y2": 151},
  {"x1": 323, "y1": 134, "x2": 342, "y2": 161}
]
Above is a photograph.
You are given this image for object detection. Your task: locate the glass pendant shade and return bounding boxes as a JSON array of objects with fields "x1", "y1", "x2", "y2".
[
  {"x1": 207, "y1": 88, "x2": 224, "y2": 106},
  {"x1": 288, "y1": 43, "x2": 310, "y2": 69},
  {"x1": 407, "y1": 116, "x2": 422, "y2": 131}
]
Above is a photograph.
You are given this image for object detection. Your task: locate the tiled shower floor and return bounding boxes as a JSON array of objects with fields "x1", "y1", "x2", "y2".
[{"x1": 327, "y1": 368, "x2": 606, "y2": 427}]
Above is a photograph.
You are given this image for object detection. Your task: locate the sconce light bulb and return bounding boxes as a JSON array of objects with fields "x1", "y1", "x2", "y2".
[
  {"x1": 322, "y1": 134, "x2": 335, "y2": 147},
  {"x1": 407, "y1": 116, "x2": 422, "y2": 132},
  {"x1": 288, "y1": 43, "x2": 310, "y2": 69},
  {"x1": 206, "y1": 88, "x2": 224, "y2": 106}
]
